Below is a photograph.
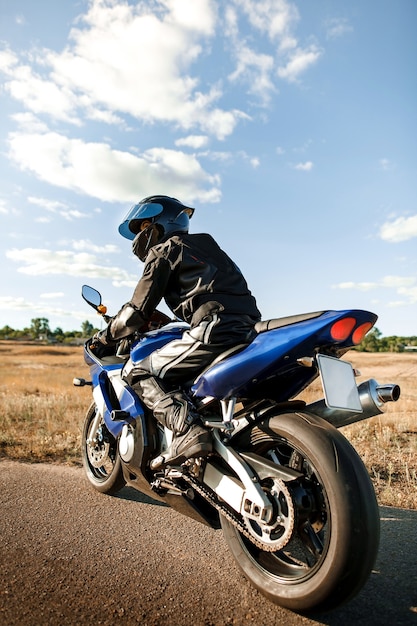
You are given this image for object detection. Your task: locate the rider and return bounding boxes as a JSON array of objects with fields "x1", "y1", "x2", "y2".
[{"x1": 94, "y1": 195, "x2": 261, "y2": 468}]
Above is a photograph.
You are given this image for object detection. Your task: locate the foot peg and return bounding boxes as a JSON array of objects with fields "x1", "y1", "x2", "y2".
[
  {"x1": 110, "y1": 410, "x2": 131, "y2": 422},
  {"x1": 150, "y1": 455, "x2": 165, "y2": 470}
]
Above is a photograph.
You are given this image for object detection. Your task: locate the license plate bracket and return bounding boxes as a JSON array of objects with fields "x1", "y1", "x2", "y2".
[{"x1": 317, "y1": 354, "x2": 362, "y2": 412}]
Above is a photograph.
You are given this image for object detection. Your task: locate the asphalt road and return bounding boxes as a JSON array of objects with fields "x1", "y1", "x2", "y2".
[{"x1": 1, "y1": 459, "x2": 416, "y2": 626}]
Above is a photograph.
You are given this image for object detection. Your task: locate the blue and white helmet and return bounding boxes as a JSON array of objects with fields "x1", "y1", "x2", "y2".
[{"x1": 118, "y1": 195, "x2": 194, "y2": 261}]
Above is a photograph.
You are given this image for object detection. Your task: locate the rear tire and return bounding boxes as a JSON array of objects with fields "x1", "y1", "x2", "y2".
[
  {"x1": 221, "y1": 411, "x2": 380, "y2": 613},
  {"x1": 81, "y1": 402, "x2": 126, "y2": 495}
]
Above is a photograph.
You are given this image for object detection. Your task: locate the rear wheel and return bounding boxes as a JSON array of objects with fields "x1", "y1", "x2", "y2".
[
  {"x1": 81, "y1": 402, "x2": 126, "y2": 495},
  {"x1": 221, "y1": 411, "x2": 380, "y2": 613}
]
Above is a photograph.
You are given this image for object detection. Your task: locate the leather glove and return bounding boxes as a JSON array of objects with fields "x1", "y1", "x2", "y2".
[
  {"x1": 92, "y1": 329, "x2": 109, "y2": 345},
  {"x1": 91, "y1": 328, "x2": 116, "y2": 357}
]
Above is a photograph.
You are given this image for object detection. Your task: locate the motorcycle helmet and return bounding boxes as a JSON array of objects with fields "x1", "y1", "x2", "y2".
[{"x1": 118, "y1": 195, "x2": 194, "y2": 261}]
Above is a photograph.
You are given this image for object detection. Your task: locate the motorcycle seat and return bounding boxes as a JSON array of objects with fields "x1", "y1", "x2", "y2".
[{"x1": 255, "y1": 311, "x2": 326, "y2": 334}]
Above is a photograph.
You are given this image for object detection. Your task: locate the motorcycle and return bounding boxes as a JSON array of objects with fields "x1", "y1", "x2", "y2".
[{"x1": 74, "y1": 284, "x2": 400, "y2": 613}]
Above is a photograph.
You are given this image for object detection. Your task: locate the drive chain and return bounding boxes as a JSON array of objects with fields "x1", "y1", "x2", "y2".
[{"x1": 182, "y1": 473, "x2": 291, "y2": 553}]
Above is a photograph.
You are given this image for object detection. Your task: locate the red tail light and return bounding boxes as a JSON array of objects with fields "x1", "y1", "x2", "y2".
[
  {"x1": 352, "y1": 322, "x2": 374, "y2": 345},
  {"x1": 330, "y1": 317, "x2": 356, "y2": 341}
]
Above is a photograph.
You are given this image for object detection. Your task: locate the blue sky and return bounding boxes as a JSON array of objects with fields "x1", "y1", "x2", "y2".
[{"x1": 0, "y1": 0, "x2": 416, "y2": 336}]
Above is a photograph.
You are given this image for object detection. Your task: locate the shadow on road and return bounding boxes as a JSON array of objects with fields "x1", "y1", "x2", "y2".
[{"x1": 114, "y1": 484, "x2": 168, "y2": 506}]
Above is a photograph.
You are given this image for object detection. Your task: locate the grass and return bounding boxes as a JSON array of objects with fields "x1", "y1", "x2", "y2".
[
  {"x1": 0, "y1": 341, "x2": 416, "y2": 509},
  {"x1": 0, "y1": 342, "x2": 88, "y2": 464}
]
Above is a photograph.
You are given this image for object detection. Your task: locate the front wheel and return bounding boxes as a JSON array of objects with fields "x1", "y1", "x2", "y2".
[
  {"x1": 81, "y1": 402, "x2": 126, "y2": 495},
  {"x1": 221, "y1": 411, "x2": 380, "y2": 613}
]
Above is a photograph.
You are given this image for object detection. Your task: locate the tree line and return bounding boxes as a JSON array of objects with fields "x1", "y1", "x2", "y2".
[
  {"x1": 0, "y1": 318, "x2": 415, "y2": 352},
  {"x1": 0, "y1": 317, "x2": 100, "y2": 344},
  {"x1": 352, "y1": 327, "x2": 417, "y2": 353}
]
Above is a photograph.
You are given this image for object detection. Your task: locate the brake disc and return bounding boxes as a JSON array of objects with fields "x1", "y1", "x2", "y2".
[{"x1": 86, "y1": 426, "x2": 110, "y2": 468}]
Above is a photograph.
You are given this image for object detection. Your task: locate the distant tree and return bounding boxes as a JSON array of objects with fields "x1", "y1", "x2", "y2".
[
  {"x1": 0, "y1": 318, "x2": 414, "y2": 351},
  {"x1": 53, "y1": 327, "x2": 65, "y2": 343},
  {"x1": 30, "y1": 317, "x2": 51, "y2": 339},
  {"x1": 0, "y1": 325, "x2": 15, "y2": 339},
  {"x1": 81, "y1": 320, "x2": 95, "y2": 336},
  {"x1": 356, "y1": 327, "x2": 382, "y2": 352}
]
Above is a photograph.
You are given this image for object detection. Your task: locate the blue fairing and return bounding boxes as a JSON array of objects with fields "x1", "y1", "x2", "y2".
[
  {"x1": 130, "y1": 323, "x2": 188, "y2": 364},
  {"x1": 89, "y1": 362, "x2": 143, "y2": 437},
  {"x1": 191, "y1": 310, "x2": 376, "y2": 400},
  {"x1": 84, "y1": 324, "x2": 188, "y2": 437}
]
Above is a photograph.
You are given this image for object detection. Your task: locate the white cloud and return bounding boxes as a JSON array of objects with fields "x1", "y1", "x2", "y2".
[
  {"x1": 335, "y1": 281, "x2": 378, "y2": 292},
  {"x1": 233, "y1": 0, "x2": 299, "y2": 43},
  {"x1": 0, "y1": 296, "x2": 33, "y2": 312},
  {"x1": 175, "y1": 135, "x2": 210, "y2": 149},
  {"x1": 0, "y1": 295, "x2": 98, "y2": 323},
  {"x1": 162, "y1": 0, "x2": 218, "y2": 32},
  {"x1": 398, "y1": 285, "x2": 417, "y2": 304},
  {"x1": 28, "y1": 196, "x2": 68, "y2": 212},
  {"x1": 8, "y1": 131, "x2": 221, "y2": 204},
  {"x1": 379, "y1": 214, "x2": 417, "y2": 243},
  {"x1": 294, "y1": 160, "x2": 313, "y2": 171},
  {"x1": 334, "y1": 276, "x2": 415, "y2": 291},
  {"x1": 0, "y1": 0, "x2": 325, "y2": 206},
  {"x1": 65, "y1": 210, "x2": 89, "y2": 220},
  {"x1": 382, "y1": 276, "x2": 415, "y2": 289},
  {"x1": 225, "y1": 1, "x2": 322, "y2": 103},
  {"x1": 6, "y1": 247, "x2": 137, "y2": 288},
  {"x1": 0, "y1": 198, "x2": 20, "y2": 215},
  {"x1": 228, "y1": 43, "x2": 276, "y2": 105},
  {"x1": 11, "y1": 112, "x2": 49, "y2": 133},
  {"x1": 325, "y1": 18, "x2": 353, "y2": 40},
  {"x1": 7, "y1": 64, "x2": 81, "y2": 125},
  {"x1": 40, "y1": 292, "x2": 65, "y2": 299},
  {"x1": 1, "y1": 0, "x2": 241, "y2": 139},
  {"x1": 379, "y1": 158, "x2": 394, "y2": 171},
  {"x1": 0, "y1": 48, "x2": 19, "y2": 72},
  {"x1": 27, "y1": 195, "x2": 89, "y2": 221},
  {"x1": 277, "y1": 45, "x2": 322, "y2": 82},
  {"x1": 333, "y1": 276, "x2": 417, "y2": 307},
  {"x1": 72, "y1": 239, "x2": 119, "y2": 254}
]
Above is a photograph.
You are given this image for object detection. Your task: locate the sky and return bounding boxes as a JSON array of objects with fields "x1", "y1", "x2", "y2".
[{"x1": 0, "y1": 0, "x2": 416, "y2": 337}]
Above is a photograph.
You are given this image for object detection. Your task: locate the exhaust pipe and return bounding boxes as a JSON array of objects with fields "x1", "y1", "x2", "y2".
[
  {"x1": 307, "y1": 379, "x2": 401, "y2": 428},
  {"x1": 375, "y1": 383, "x2": 401, "y2": 403}
]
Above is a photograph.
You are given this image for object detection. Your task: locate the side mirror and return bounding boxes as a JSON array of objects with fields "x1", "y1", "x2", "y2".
[{"x1": 82, "y1": 285, "x2": 102, "y2": 310}]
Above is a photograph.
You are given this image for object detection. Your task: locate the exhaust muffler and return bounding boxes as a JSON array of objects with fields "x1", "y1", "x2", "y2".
[{"x1": 307, "y1": 379, "x2": 401, "y2": 428}]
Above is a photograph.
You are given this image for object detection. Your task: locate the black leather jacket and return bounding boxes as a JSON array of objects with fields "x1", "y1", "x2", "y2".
[{"x1": 106, "y1": 232, "x2": 261, "y2": 344}]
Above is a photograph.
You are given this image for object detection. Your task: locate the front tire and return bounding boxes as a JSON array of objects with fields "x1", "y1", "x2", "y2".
[
  {"x1": 81, "y1": 402, "x2": 126, "y2": 495},
  {"x1": 221, "y1": 411, "x2": 380, "y2": 613}
]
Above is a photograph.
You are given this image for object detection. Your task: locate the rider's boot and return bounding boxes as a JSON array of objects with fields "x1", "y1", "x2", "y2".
[
  {"x1": 134, "y1": 377, "x2": 212, "y2": 469},
  {"x1": 151, "y1": 390, "x2": 212, "y2": 469}
]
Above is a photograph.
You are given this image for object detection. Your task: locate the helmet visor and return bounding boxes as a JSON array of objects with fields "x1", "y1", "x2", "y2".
[{"x1": 118, "y1": 202, "x2": 163, "y2": 240}]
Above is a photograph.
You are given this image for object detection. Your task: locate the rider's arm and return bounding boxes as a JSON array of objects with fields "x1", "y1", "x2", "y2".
[{"x1": 103, "y1": 251, "x2": 172, "y2": 343}]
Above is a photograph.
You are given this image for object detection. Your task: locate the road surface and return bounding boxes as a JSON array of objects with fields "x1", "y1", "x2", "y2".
[{"x1": 1, "y1": 460, "x2": 416, "y2": 625}]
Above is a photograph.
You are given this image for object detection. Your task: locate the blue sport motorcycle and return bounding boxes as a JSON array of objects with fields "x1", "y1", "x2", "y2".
[{"x1": 75, "y1": 285, "x2": 400, "y2": 614}]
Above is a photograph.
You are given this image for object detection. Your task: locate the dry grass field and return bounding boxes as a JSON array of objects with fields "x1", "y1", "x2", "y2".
[
  {"x1": 297, "y1": 351, "x2": 417, "y2": 510},
  {"x1": 0, "y1": 341, "x2": 88, "y2": 464},
  {"x1": 0, "y1": 341, "x2": 416, "y2": 509}
]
